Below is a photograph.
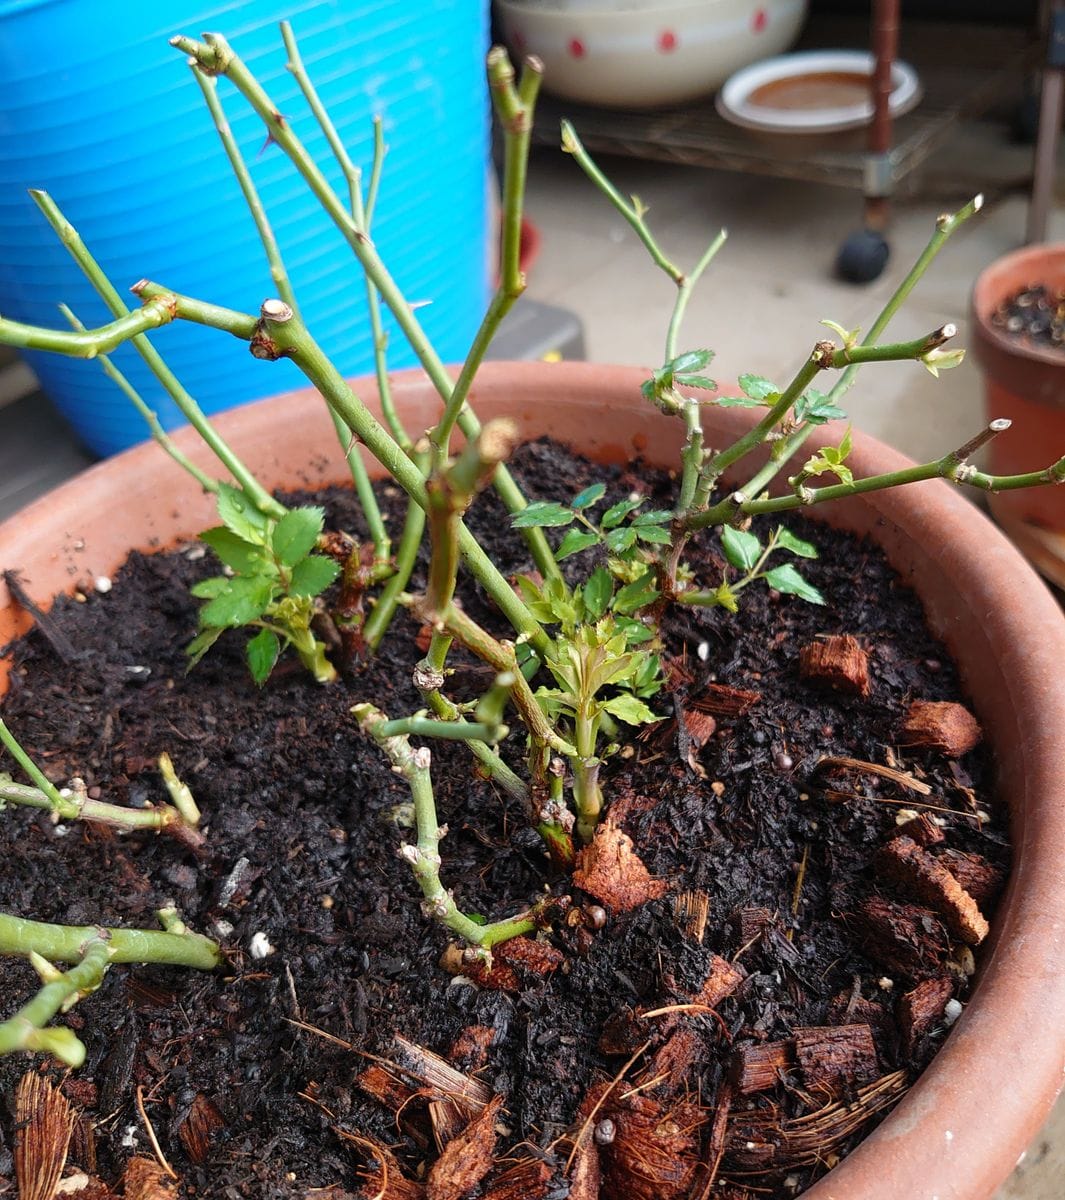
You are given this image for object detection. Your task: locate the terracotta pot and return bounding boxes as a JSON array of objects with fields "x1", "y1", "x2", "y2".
[
  {"x1": 3, "y1": 361, "x2": 1065, "y2": 1199},
  {"x1": 971, "y1": 242, "x2": 1065, "y2": 587}
]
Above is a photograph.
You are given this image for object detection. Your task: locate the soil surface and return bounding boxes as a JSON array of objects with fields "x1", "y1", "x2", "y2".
[
  {"x1": 992, "y1": 282, "x2": 1065, "y2": 352},
  {"x1": 0, "y1": 441, "x2": 1008, "y2": 1200}
]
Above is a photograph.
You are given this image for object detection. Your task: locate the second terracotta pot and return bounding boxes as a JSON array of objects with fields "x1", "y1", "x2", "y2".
[{"x1": 972, "y1": 242, "x2": 1065, "y2": 587}]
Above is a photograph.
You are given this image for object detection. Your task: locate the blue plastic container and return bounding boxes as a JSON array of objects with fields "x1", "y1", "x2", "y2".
[{"x1": 0, "y1": 0, "x2": 490, "y2": 456}]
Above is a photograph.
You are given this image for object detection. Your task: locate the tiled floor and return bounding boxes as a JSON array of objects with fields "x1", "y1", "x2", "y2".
[{"x1": 1, "y1": 102, "x2": 1064, "y2": 1197}]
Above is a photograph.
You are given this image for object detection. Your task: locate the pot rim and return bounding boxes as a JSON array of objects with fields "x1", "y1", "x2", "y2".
[{"x1": 2, "y1": 359, "x2": 1064, "y2": 1200}]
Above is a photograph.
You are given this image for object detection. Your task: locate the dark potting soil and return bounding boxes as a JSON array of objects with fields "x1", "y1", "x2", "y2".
[
  {"x1": 0, "y1": 440, "x2": 1007, "y2": 1200},
  {"x1": 991, "y1": 281, "x2": 1065, "y2": 352}
]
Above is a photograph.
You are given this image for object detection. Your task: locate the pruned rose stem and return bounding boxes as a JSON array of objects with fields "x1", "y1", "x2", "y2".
[
  {"x1": 430, "y1": 50, "x2": 543, "y2": 466},
  {"x1": 0, "y1": 908, "x2": 219, "y2": 1062},
  {"x1": 171, "y1": 31, "x2": 559, "y2": 581},
  {"x1": 272, "y1": 22, "x2": 392, "y2": 557},
  {"x1": 561, "y1": 120, "x2": 728, "y2": 518},
  {"x1": 0, "y1": 911, "x2": 221, "y2": 970},
  {"x1": 425, "y1": 420, "x2": 521, "y2": 620},
  {"x1": 254, "y1": 301, "x2": 550, "y2": 653},
  {"x1": 113, "y1": 283, "x2": 551, "y2": 656},
  {"x1": 0, "y1": 779, "x2": 203, "y2": 846},
  {"x1": 695, "y1": 196, "x2": 986, "y2": 520},
  {"x1": 190, "y1": 64, "x2": 299, "y2": 312},
  {"x1": 27, "y1": 189, "x2": 285, "y2": 518},
  {"x1": 723, "y1": 427, "x2": 1065, "y2": 520},
  {"x1": 157, "y1": 751, "x2": 202, "y2": 828},
  {"x1": 689, "y1": 325, "x2": 975, "y2": 531},
  {"x1": 422, "y1": 688, "x2": 530, "y2": 807},
  {"x1": 0, "y1": 720, "x2": 203, "y2": 846},
  {"x1": 0, "y1": 717, "x2": 65, "y2": 808},
  {"x1": 415, "y1": 600, "x2": 573, "y2": 759},
  {"x1": 353, "y1": 704, "x2": 538, "y2": 948},
  {"x1": 0, "y1": 278, "x2": 548, "y2": 653},
  {"x1": 363, "y1": 449, "x2": 430, "y2": 652},
  {"x1": 0, "y1": 934, "x2": 110, "y2": 1066},
  {"x1": 376, "y1": 714, "x2": 509, "y2": 744},
  {"x1": 407, "y1": 598, "x2": 573, "y2": 860},
  {"x1": 0, "y1": 298, "x2": 177, "y2": 356},
  {"x1": 561, "y1": 119, "x2": 684, "y2": 284}
]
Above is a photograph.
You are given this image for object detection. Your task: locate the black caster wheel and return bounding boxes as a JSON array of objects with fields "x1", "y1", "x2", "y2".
[{"x1": 836, "y1": 228, "x2": 890, "y2": 284}]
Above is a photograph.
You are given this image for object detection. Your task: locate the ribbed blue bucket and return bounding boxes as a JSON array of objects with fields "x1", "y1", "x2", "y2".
[{"x1": 0, "y1": 0, "x2": 490, "y2": 456}]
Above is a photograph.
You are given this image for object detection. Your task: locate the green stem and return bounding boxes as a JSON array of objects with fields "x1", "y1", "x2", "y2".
[
  {"x1": 572, "y1": 708, "x2": 603, "y2": 844},
  {"x1": 281, "y1": 23, "x2": 403, "y2": 449},
  {"x1": 427, "y1": 602, "x2": 571, "y2": 756},
  {"x1": 249, "y1": 301, "x2": 548, "y2": 652},
  {"x1": 157, "y1": 752, "x2": 201, "y2": 827},
  {"x1": 59, "y1": 305, "x2": 218, "y2": 494},
  {"x1": 0, "y1": 300, "x2": 176, "y2": 357},
  {"x1": 825, "y1": 324, "x2": 955, "y2": 368},
  {"x1": 377, "y1": 716, "x2": 508, "y2": 743},
  {"x1": 425, "y1": 420, "x2": 520, "y2": 619},
  {"x1": 735, "y1": 428, "x2": 1065, "y2": 517},
  {"x1": 691, "y1": 328, "x2": 961, "y2": 530},
  {"x1": 279, "y1": 20, "x2": 398, "y2": 537},
  {"x1": 562, "y1": 119, "x2": 726, "y2": 526},
  {"x1": 0, "y1": 911, "x2": 220, "y2": 970},
  {"x1": 191, "y1": 65, "x2": 299, "y2": 312},
  {"x1": 0, "y1": 780, "x2": 202, "y2": 844},
  {"x1": 0, "y1": 718, "x2": 64, "y2": 807},
  {"x1": 426, "y1": 691, "x2": 531, "y2": 807},
  {"x1": 363, "y1": 451, "x2": 429, "y2": 651},
  {"x1": 691, "y1": 198, "x2": 985, "y2": 524},
  {"x1": 327, "y1": 406, "x2": 392, "y2": 563},
  {"x1": 706, "y1": 200, "x2": 987, "y2": 518},
  {"x1": 366, "y1": 116, "x2": 385, "y2": 224},
  {"x1": 413, "y1": 636, "x2": 533, "y2": 811},
  {"x1": 0, "y1": 936, "x2": 110, "y2": 1066},
  {"x1": 831, "y1": 195, "x2": 984, "y2": 405},
  {"x1": 172, "y1": 32, "x2": 448, "y2": 401},
  {"x1": 27, "y1": 191, "x2": 284, "y2": 518},
  {"x1": 700, "y1": 354, "x2": 824, "y2": 492},
  {"x1": 676, "y1": 402, "x2": 704, "y2": 517},
  {"x1": 173, "y1": 33, "x2": 556, "y2": 576},
  {"x1": 289, "y1": 625, "x2": 339, "y2": 684},
  {"x1": 664, "y1": 229, "x2": 728, "y2": 363},
  {"x1": 431, "y1": 50, "x2": 541, "y2": 460},
  {"x1": 128, "y1": 282, "x2": 258, "y2": 339},
  {"x1": 354, "y1": 705, "x2": 536, "y2": 948},
  {"x1": 361, "y1": 120, "x2": 405, "y2": 450},
  {"x1": 561, "y1": 120, "x2": 683, "y2": 283},
  {"x1": 0, "y1": 721, "x2": 203, "y2": 845}
]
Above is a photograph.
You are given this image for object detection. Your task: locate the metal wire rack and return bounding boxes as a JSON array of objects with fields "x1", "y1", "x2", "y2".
[{"x1": 530, "y1": 17, "x2": 1036, "y2": 197}]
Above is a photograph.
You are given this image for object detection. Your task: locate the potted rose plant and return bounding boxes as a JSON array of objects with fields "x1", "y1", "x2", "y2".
[{"x1": 1, "y1": 24, "x2": 1064, "y2": 1200}]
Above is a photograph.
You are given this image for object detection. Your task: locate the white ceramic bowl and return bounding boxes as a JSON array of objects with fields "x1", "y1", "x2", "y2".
[
  {"x1": 495, "y1": 0, "x2": 809, "y2": 109},
  {"x1": 716, "y1": 49, "x2": 922, "y2": 134}
]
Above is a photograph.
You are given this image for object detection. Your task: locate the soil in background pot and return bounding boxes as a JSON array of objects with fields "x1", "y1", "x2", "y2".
[{"x1": 0, "y1": 440, "x2": 1006, "y2": 1200}]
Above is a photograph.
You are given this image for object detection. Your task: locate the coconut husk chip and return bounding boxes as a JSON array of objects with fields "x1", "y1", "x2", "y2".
[{"x1": 573, "y1": 820, "x2": 668, "y2": 913}]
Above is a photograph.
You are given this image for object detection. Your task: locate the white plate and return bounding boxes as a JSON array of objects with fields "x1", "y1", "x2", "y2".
[{"x1": 716, "y1": 49, "x2": 921, "y2": 134}]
